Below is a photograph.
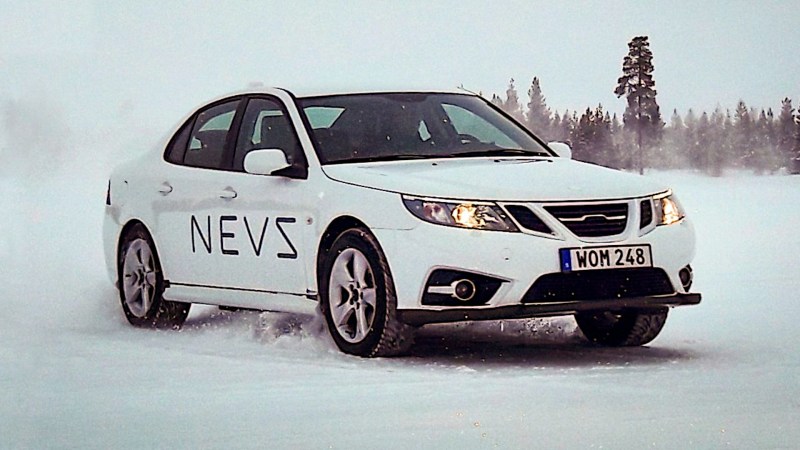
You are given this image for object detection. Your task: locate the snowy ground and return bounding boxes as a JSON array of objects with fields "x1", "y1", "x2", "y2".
[{"x1": 1, "y1": 157, "x2": 799, "y2": 449}]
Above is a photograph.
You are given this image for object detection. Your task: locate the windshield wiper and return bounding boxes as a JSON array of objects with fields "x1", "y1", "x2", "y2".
[
  {"x1": 443, "y1": 148, "x2": 551, "y2": 158},
  {"x1": 326, "y1": 154, "x2": 432, "y2": 164}
]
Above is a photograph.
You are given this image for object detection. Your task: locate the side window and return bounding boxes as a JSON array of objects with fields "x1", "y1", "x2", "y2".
[
  {"x1": 164, "y1": 120, "x2": 192, "y2": 164},
  {"x1": 442, "y1": 103, "x2": 517, "y2": 148},
  {"x1": 183, "y1": 100, "x2": 239, "y2": 169},
  {"x1": 234, "y1": 97, "x2": 304, "y2": 172}
]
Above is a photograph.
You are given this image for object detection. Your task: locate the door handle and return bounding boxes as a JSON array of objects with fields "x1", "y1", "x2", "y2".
[
  {"x1": 158, "y1": 182, "x2": 173, "y2": 195},
  {"x1": 219, "y1": 187, "x2": 238, "y2": 200}
]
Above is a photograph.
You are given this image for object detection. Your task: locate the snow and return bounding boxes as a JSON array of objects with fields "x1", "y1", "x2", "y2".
[{"x1": 2, "y1": 157, "x2": 800, "y2": 448}]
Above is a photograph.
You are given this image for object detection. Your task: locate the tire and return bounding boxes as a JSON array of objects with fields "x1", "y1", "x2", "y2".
[
  {"x1": 319, "y1": 227, "x2": 414, "y2": 357},
  {"x1": 575, "y1": 309, "x2": 668, "y2": 346},
  {"x1": 117, "y1": 224, "x2": 190, "y2": 329}
]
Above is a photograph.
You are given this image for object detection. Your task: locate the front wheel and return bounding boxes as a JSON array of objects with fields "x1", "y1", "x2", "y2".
[
  {"x1": 118, "y1": 224, "x2": 190, "y2": 329},
  {"x1": 319, "y1": 228, "x2": 414, "y2": 357},
  {"x1": 575, "y1": 309, "x2": 668, "y2": 346}
]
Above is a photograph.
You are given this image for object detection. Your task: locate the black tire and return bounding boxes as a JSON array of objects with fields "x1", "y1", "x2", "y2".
[
  {"x1": 319, "y1": 227, "x2": 414, "y2": 357},
  {"x1": 117, "y1": 224, "x2": 190, "y2": 329},
  {"x1": 575, "y1": 309, "x2": 668, "y2": 346}
]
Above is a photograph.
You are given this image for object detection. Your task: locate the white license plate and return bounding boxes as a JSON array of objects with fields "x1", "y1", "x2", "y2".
[{"x1": 559, "y1": 245, "x2": 652, "y2": 272}]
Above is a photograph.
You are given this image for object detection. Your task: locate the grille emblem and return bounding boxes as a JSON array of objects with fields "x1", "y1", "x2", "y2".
[{"x1": 559, "y1": 214, "x2": 626, "y2": 222}]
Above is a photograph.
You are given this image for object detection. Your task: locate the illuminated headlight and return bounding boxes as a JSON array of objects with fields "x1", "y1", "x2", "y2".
[
  {"x1": 653, "y1": 191, "x2": 685, "y2": 226},
  {"x1": 402, "y1": 196, "x2": 518, "y2": 232}
]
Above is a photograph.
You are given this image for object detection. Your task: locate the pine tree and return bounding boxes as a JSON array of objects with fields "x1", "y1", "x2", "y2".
[
  {"x1": 753, "y1": 108, "x2": 780, "y2": 173},
  {"x1": 502, "y1": 78, "x2": 524, "y2": 123},
  {"x1": 722, "y1": 110, "x2": 736, "y2": 173},
  {"x1": 596, "y1": 107, "x2": 616, "y2": 167},
  {"x1": 614, "y1": 36, "x2": 664, "y2": 174},
  {"x1": 792, "y1": 108, "x2": 800, "y2": 174},
  {"x1": 551, "y1": 111, "x2": 564, "y2": 141},
  {"x1": 662, "y1": 108, "x2": 686, "y2": 168},
  {"x1": 610, "y1": 113, "x2": 626, "y2": 169},
  {"x1": 733, "y1": 100, "x2": 754, "y2": 168},
  {"x1": 572, "y1": 105, "x2": 614, "y2": 167},
  {"x1": 559, "y1": 110, "x2": 577, "y2": 146},
  {"x1": 573, "y1": 107, "x2": 594, "y2": 162},
  {"x1": 694, "y1": 112, "x2": 712, "y2": 173},
  {"x1": 778, "y1": 98, "x2": 795, "y2": 169},
  {"x1": 526, "y1": 77, "x2": 552, "y2": 139},
  {"x1": 683, "y1": 109, "x2": 698, "y2": 168},
  {"x1": 491, "y1": 94, "x2": 504, "y2": 108}
]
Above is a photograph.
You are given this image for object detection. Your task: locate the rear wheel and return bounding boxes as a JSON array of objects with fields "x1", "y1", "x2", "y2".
[
  {"x1": 575, "y1": 309, "x2": 668, "y2": 346},
  {"x1": 118, "y1": 224, "x2": 190, "y2": 329},
  {"x1": 319, "y1": 228, "x2": 414, "y2": 357}
]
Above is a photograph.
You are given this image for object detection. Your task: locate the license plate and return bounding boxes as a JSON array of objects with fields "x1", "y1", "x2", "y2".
[{"x1": 559, "y1": 245, "x2": 652, "y2": 272}]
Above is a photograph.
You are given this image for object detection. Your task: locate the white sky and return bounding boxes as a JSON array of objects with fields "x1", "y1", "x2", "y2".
[{"x1": 1, "y1": 0, "x2": 798, "y2": 131}]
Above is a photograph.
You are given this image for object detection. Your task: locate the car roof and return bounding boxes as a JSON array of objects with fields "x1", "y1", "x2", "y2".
[{"x1": 220, "y1": 85, "x2": 473, "y2": 100}]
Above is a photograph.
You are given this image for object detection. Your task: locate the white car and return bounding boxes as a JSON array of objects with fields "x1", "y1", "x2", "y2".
[{"x1": 103, "y1": 88, "x2": 701, "y2": 357}]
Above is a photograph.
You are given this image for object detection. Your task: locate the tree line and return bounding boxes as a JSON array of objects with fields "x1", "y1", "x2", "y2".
[{"x1": 489, "y1": 36, "x2": 800, "y2": 175}]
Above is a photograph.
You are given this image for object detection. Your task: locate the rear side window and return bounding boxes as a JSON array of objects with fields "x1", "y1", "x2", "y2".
[
  {"x1": 164, "y1": 121, "x2": 192, "y2": 164},
  {"x1": 181, "y1": 100, "x2": 239, "y2": 169}
]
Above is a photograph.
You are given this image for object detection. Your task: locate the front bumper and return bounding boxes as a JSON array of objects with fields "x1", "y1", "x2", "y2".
[
  {"x1": 373, "y1": 211, "x2": 698, "y2": 315},
  {"x1": 398, "y1": 292, "x2": 701, "y2": 325}
]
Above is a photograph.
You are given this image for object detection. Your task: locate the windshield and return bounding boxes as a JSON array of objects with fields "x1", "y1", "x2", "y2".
[{"x1": 297, "y1": 93, "x2": 552, "y2": 164}]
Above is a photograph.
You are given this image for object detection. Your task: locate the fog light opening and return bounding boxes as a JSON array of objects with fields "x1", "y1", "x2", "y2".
[
  {"x1": 679, "y1": 265, "x2": 693, "y2": 291},
  {"x1": 422, "y1": 269, "x2": 504, "y2": 306},
  {"x1": 452, "y1": 279, "x2": 477, "y2": 302}
]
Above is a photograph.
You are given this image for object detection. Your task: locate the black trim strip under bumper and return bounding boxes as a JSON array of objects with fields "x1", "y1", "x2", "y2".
[{"x1": 397, "y1": 292, "x2": 701, "y2": 326}]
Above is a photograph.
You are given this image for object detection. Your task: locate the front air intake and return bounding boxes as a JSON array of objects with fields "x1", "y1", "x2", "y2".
[{"x1": 522, "y1": 268, "x2": 675, "y2": 303}]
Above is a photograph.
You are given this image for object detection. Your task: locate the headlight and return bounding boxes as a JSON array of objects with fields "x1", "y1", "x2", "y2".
[
  {"x1": 653, "y1": 191, "x2": 685, "y2": 226},
  {"x1": 402, "y1": 196, "x2": 518, "y2": 232}
]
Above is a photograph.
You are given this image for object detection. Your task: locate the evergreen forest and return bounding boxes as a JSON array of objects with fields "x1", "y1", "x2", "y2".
[{"x1": 488, "y1": 36, "x2": 800, "y2": 175}]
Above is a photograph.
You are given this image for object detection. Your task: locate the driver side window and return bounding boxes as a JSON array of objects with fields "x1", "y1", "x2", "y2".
[{"x1": 234, "y1": 97, "x2": 303, "y2": 172}]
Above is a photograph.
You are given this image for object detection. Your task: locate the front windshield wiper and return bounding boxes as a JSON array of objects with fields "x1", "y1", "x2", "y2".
[
  {"x1": 443, "y1": 148, "x2": 551, "y2": 158},
  {"x1": 326, "y1": 154, "x2": 433, "y2": 164}
]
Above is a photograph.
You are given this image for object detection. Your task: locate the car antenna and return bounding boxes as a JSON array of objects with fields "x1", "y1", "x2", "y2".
[{"x1": 456, "y1": 84, "x2": 481, "y2": 96}]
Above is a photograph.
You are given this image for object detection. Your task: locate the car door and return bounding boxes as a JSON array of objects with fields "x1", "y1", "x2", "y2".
[
  {"x1": 213, "y1": 94, "x2": 312, "y2": 296},
  {"x1": 154, "y1": 97, "x2": 247, "y2": 290}
]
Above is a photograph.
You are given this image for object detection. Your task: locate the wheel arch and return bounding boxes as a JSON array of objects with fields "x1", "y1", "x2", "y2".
[
  {"x1": 316, "y1": 215, "x2": 370, "y2": 284},
  {"x1": 116, "y1": 219, "x2": 160, "y2": 279}
]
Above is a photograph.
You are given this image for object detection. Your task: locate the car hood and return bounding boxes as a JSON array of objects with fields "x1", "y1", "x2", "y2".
[{"x1": 321, "y1": 157, "x2": 669, "y2": 201}]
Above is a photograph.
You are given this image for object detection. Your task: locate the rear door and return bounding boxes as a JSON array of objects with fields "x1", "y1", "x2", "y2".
[{"x1": 154, "y1": 97, "x2": 245, "y2": 288}]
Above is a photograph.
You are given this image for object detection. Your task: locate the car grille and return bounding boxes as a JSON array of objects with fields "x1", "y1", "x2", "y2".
[
  {"x1": 504, "y1": 205, "x2": 553, "y2": 234},
  {"x1": 521, "y1": 268, "x2": 675, "y2": 303},
  {"x1": 544, "y1": 202, "x2": 628, "y2": 237}
]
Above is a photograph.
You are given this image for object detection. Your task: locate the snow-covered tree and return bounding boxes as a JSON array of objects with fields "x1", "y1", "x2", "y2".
[
  {"x1": 501, "y1": 78, "x2": 524, "y2": 123},
  {"x1": 490, "y1": 93, "x2": 504, "y2": 108}
]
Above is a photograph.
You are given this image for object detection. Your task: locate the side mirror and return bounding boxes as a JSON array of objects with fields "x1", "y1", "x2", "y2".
[
  {"x1": 244, "y1": 149, "x2": 291, "y2": 175},
  {"x1": 548, "y1": 141, "x2": 572, "y2": 159}
]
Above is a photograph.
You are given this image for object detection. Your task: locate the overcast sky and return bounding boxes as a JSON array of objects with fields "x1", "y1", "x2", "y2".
[{"x1": 1, "y1": 0, "x2": 798, "y2": 133}]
